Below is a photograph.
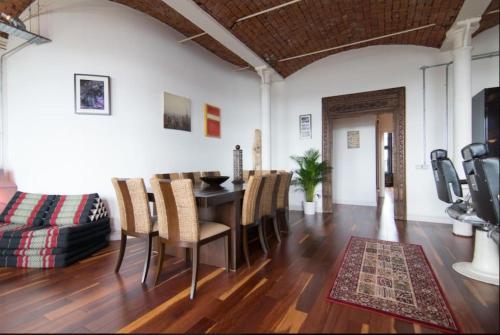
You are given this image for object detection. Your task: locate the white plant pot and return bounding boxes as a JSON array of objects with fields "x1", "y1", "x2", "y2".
[{"x1": 303, "y1": 201, "x2": 316, "y2": 215}]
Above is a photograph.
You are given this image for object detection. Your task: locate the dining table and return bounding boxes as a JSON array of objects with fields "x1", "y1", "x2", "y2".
[{"x1": 148, "y1": 180, "x2": 245, "y2": 271}]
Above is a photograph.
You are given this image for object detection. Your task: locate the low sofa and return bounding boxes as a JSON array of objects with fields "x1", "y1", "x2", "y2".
[{"x1": 0, "y1": 191, "x2": 110, "y2": 268}]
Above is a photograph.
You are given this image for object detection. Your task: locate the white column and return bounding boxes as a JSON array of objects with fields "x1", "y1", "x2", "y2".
[
  {"x1": 256, "y1": 66, "x2": 272, "y2": 170},
  {"x1": 449, "y1": 18, "x2": 480, "y2": 176}
]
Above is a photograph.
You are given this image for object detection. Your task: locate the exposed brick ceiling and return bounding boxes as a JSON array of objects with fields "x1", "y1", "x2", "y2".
[
  {"x1": 2, "y1": 0, "x2": 499, "y2": 77},
  {"x1": 0, "y1": 0, "x2": 33, "y2": 16},
  {"x1": 474, "y1": 0, "x2": 499, "y2": 36},
  {"x1": 194, "y1": 0, "x2": 466, "y2": 77}
]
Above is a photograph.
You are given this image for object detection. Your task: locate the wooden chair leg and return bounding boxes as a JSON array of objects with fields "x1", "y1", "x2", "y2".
[
  {"x1": 141, "y1": 234, "x2": 153, "y2": 284},
  {"x1": 190, "y1": 244, "x2": 200, "y2": 300},
  {"x1": 154, "y1": 242, "x2": 165, "y2": 285},
  {"x1": 263, "y1": 217, "x2": 272, "y2": 252},
  {"x1": 284, "y1": 208, "x2": 290, "y2": 233},
  {"x1": 242, "y1": 226, "x2": 251, "y2": 267},
  {"x1": 114, "y1": 232, "x2": 127, "y2": 273},
  {"x1": 272, "y1": 215, "x2": 281, "y2": 243},
  {"x1": 224, "y1": 234, "x2": 230, "y2": 272},
  {"x1": 257, "y1": 221, "x2": 269, "y2": 255}
]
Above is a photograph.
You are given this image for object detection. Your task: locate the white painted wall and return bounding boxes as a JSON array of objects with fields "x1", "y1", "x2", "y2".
[
  {"x1": 471, "y1": 26, "x2": 499, "y2": 96},
  {"x1": 2, "y1": 0, "x2": 260, "y2": 237},
  {"x1": 271, "y1": 25, "x2": 498, "y2": 222},
  {"x1": 332, "y1": 116, "x2": 377, "y2": 207}
]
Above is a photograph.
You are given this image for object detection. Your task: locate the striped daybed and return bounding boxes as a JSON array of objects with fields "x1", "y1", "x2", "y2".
[{"x1": 0, "y1": 192, "x2": 110, "y2": 268}]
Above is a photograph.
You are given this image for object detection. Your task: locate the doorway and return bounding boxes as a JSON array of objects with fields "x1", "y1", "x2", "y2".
[{"x1": 321, "y1": 87, "x2": 406, "y2": 220}]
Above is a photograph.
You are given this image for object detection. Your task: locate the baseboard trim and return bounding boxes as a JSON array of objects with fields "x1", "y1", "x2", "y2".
[{"x1": 332, "y1": 201, "x2": 377, "y2": 207}]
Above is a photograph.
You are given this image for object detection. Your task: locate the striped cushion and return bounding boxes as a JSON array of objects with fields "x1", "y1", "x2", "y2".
[
  {"x1": 46, "y1": 194, "x2": 108, "y2": 226},
  {"x1": 0, "y1": 192, "x2": 52, "y2": 226},
  {"x1": 0, "y1": 239, "x2": 109, "y2": 268}
]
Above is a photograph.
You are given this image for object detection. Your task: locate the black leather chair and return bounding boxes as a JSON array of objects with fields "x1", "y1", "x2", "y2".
[
  {"x1": 451, "y1": 143, "x2": 499, "y2": 286},
  {"x1": 461, "y1": 143, "x2": 500, "y2": 241},
  {"x1": 430, "y1": 149, "x2": 481, "y2": 234}
]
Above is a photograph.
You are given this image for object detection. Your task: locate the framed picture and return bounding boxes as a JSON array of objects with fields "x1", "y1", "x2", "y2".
[
  {"x1": 163, "y1": 92, "x2": 191, "y2": 132},
  {"x1": 299, "y1": 114, "x2": 312, "y2": 139},
  {"x1": 204, "y1": 104, "x2": 221, "y2": 138},
  {"x1": 347, "y1": 130, "x2": 360, "y2": 149},
  {"x1": 74, "y1": 74, "x2": 111, "y2": 115}
]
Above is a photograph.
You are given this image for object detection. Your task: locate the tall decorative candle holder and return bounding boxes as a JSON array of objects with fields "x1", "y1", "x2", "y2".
[{"x1": 233, "y1": 145, "x2": 243, "y2": 184}]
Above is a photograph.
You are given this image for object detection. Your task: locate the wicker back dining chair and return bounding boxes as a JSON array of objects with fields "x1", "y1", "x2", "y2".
[
  {"x1": 259, "y1": 173, "x2": 282, "y2": 246},
  {"x1": 150, "y1": 177, "x2": 230, "y2": 299},
  {"x1": 111, "y1": 178, "x2": 158, "y2": 284},
  {"x1": 276, "y1": 172, "x2": 293, "y2": 234},
  {"x1": 181, "y1": 172, "x2": 202, "y2": 185},
  {"x1": 154, "y1": 173, "x2": 181, "y2": 180},
  {"x1": 240, "y1": 175, "x2": 268, "y2": 266}
]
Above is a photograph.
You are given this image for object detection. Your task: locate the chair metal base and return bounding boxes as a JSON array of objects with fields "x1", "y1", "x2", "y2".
[
  {"x1": 452, "y1": 219, "x2": 473, "y2": 237},
  {"x1": 452, "y1": 230, "x2": 499, "y2": 286}
]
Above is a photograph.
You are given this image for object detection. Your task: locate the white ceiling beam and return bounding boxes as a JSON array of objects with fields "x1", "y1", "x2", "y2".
[
  {"x1": 441, "y1": 0, "x2": 491, "y2": 51},
  {"x1": 163, "y1": 0, "x2": 281, "y2": 80}
]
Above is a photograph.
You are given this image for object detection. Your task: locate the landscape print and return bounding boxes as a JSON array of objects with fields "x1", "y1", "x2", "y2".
[{"x1": 164, "y1": 92, "x2": 191, "y2": 132}]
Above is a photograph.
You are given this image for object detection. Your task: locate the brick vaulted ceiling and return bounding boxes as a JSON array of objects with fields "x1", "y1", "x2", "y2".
[
  {"x1": 2, "y1": 1, "x2": 499, "y2": 77},
  {"x1": 194, "y1": 0, "x2": 466, "y2": 77}
]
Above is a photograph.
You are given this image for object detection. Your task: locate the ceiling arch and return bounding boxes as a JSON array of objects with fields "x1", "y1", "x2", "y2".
[{"x1": 2, "y1": 0, "x2": 499, "y2": 77}]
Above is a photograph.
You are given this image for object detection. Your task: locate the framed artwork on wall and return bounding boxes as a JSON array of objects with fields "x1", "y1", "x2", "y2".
[
  {"x1": 347, "y1": 130, "x2": 360, "y2": 148},
  {"x1": 299, "y1": 114, "x2": 312, "y2": 139},
  {"x1": 74, "y1": 74, "x2": 111, "y2": 115},
  {"x1": 204, "y1": 104, "x2": 221, "y2": 138},
  {"x1": 163, "y1": 92, "x2": 192, "y2": 132}
]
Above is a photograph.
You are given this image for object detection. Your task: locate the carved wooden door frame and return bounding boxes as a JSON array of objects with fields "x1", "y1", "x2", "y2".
[{"x1": 322, "y1": 87, "x2": 406, "y2": 220}]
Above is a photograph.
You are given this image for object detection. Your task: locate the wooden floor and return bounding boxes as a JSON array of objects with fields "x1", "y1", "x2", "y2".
[{"x1": 0, "y1": 195, "x2": 498, "y2": 333}]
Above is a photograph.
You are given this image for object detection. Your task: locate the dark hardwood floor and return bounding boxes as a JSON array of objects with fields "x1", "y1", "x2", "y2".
[{"x1": 0, "y1": 195, "x2": 498, "y2": 333}]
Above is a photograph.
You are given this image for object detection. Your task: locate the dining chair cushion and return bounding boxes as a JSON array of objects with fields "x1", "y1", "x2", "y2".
[{"x1": 199, "y1": 221, "x2": 230, "y2": 241}]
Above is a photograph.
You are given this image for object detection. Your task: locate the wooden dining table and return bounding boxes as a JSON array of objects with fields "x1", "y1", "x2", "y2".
[{"x1": 147, "y1": 181, "x2": 245, "y2": 271}]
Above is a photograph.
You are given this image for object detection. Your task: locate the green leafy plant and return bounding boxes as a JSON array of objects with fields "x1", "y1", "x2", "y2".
[{"x1": 290, "y1": 149, "x2": 331, "y2": 202}]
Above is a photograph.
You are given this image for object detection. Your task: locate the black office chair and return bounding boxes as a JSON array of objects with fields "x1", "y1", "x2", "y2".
[
  {"x1": 430, "y1": 149, "x2": 481, "y2": 235},
  {"x1": 462, "y1": 143, "x2": 500, "y2": 231},
  {"x1": 451, "y1": 143, "x2": 499, "y2": 286}
]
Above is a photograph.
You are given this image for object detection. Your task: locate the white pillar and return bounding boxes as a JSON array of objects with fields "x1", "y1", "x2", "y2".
[
  {"x1": 452, "y1": 46, "x2": 472, "y2": 172},
  {"x1": 449, "y1": 18, "x2": 480, "y2": 176},
  {"x1": 256, "y1": 66, "x2": 272, "y2": 170}
]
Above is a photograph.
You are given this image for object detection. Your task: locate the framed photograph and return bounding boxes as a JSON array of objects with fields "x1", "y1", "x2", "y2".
[
  {"x1": 163, "y1": 92, "x2": 191, "y2": 132},
  {"x1": 299, "y1": 114, "x2": 312, "y2": 139},
  {"x1": 74, "y1": 74, "x2": 111, "y2": 115},
  {"x1": 204, "y1": 104, "x2": 221, "y2": 138},
  {"x1": 347, "y1": 130, "x2": 360, "y2": 149}
]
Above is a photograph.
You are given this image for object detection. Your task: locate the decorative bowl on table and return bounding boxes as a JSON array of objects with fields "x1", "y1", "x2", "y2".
[{"x1": 200, "y1": 176, "x2": 229, "y2": 187}]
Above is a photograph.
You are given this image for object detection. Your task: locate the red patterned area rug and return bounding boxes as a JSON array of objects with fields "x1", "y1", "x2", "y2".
[{"x1": 327, "y1": 236, "x2": 460, "y2": 333}]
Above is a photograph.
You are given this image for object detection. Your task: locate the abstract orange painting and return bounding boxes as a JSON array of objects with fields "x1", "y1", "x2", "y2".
[{"x1": 204, "y1": 104, "x2": 221, "y2": 138}]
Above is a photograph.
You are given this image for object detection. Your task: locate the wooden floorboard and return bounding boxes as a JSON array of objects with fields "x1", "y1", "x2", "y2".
[{"x1": 0, "y1": 198, "x2": 498, "y2": 333}]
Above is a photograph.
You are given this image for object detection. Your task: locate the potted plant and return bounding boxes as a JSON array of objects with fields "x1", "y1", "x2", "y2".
[{"x1": 291, "y1": 149, "x2": 330, "y2": 215}]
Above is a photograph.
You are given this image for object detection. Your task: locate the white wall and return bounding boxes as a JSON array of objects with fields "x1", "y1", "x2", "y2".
[
  {"x1": 332, "y1": 116, "x2": 377, "y2": 207},
  {"x1": 471, "y1": 26, "x2": 499, "y2": 96},
  {"x1": 271, "y1": 25, "x2": 499, "y2": 222},
  {"x1": 2, "y1": 0, "x2": 260, "y2": 237}
]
